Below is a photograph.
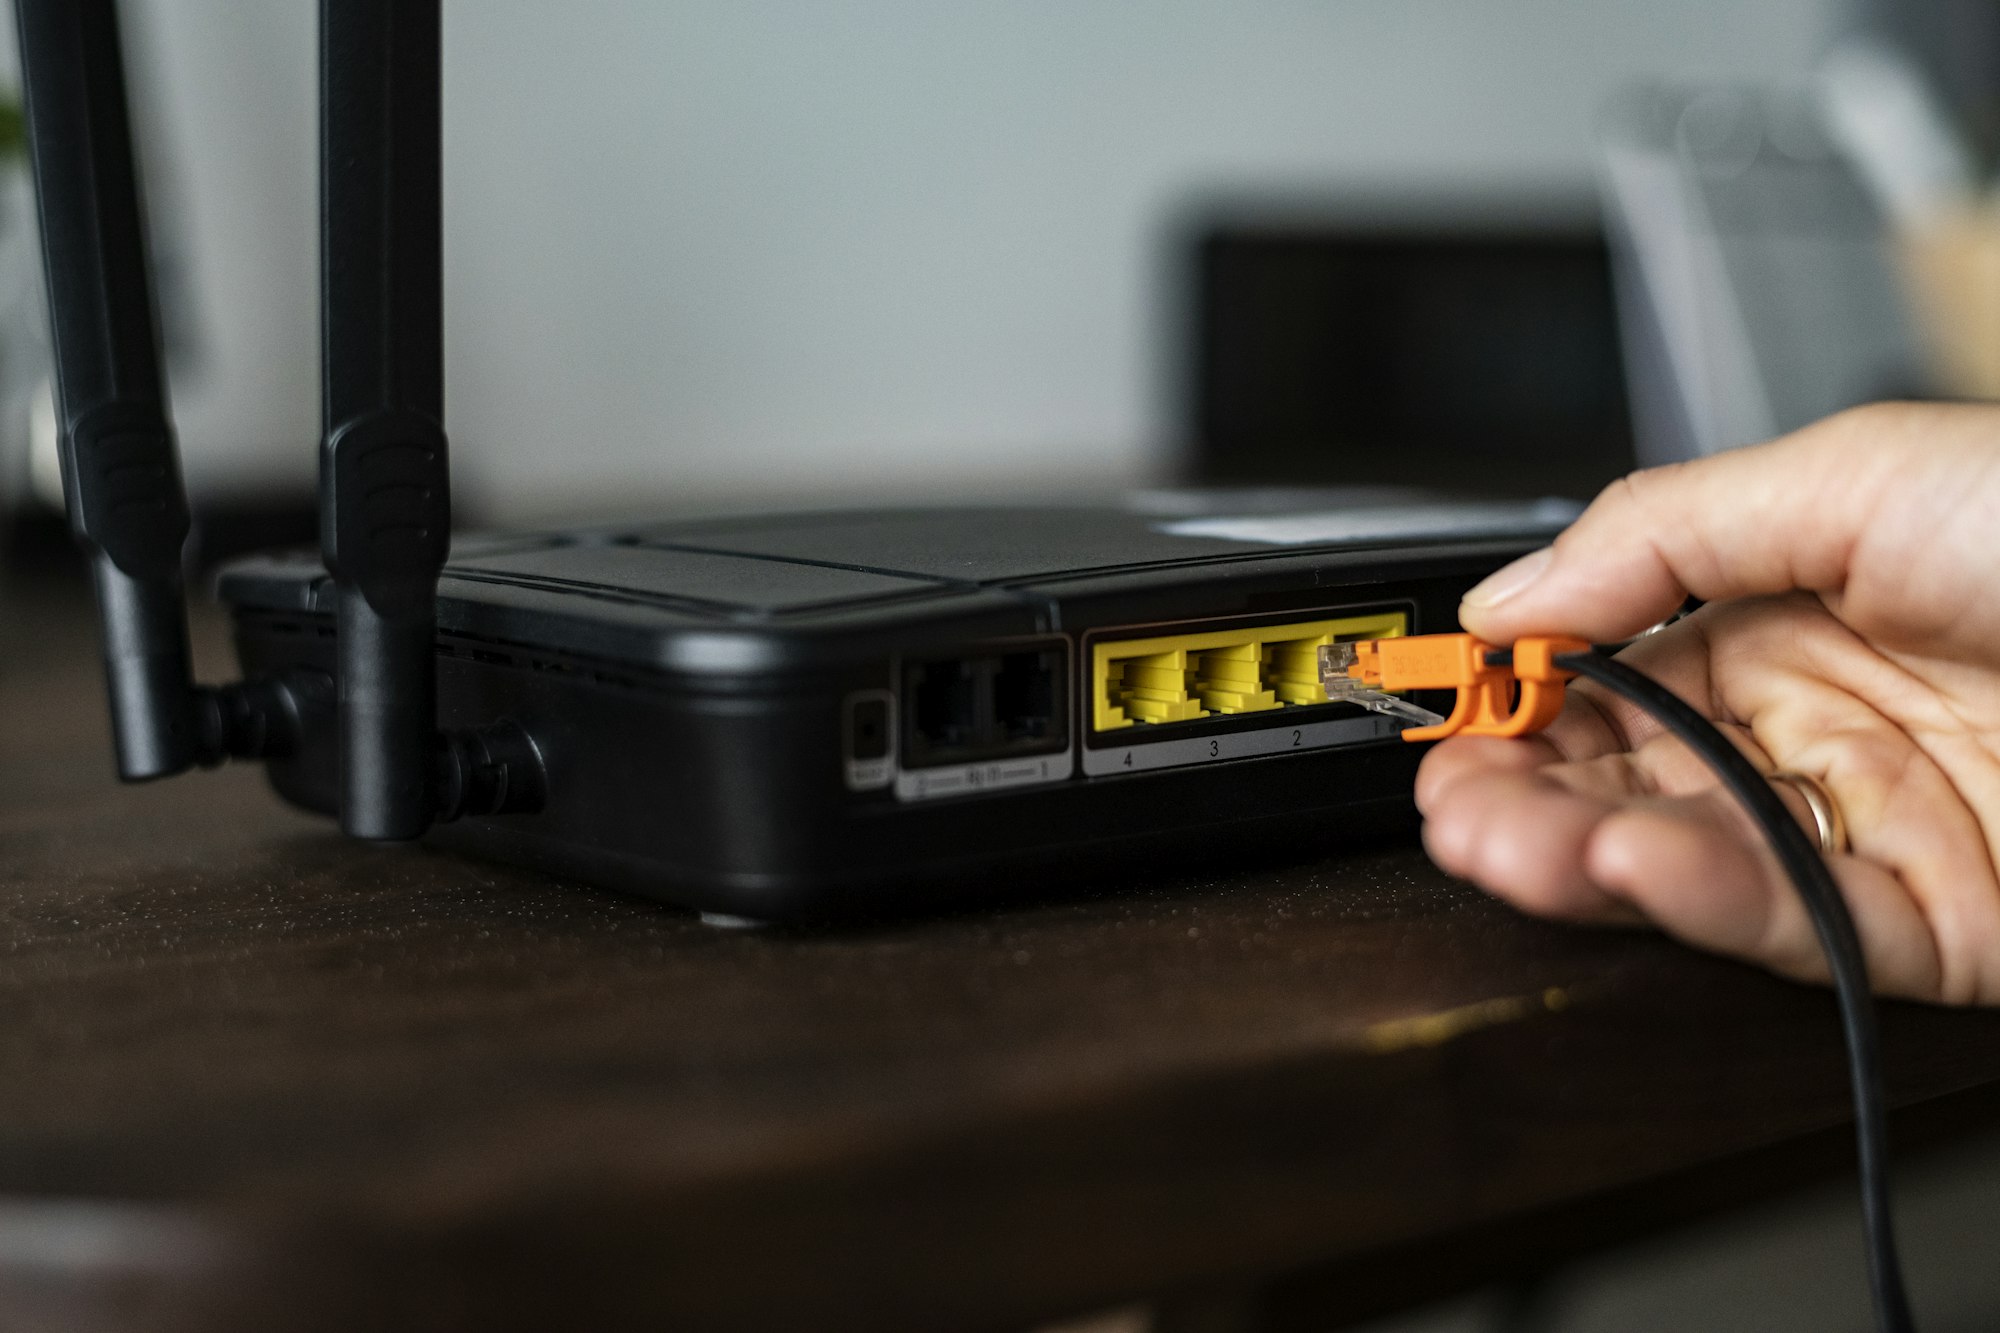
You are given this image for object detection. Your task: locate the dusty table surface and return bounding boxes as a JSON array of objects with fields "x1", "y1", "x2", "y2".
[{"x1": 4, "y1": 570, "x2": 2000, "y2": 1332}]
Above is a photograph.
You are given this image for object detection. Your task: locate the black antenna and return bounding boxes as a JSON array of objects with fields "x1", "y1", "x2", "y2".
[
  {"x1": 320, "y1": 0, "x2": 452, "y2": 840},
  {"x1": 18, "y1": 0, "x2": 532, "y2": 832},
  {"x1": 12, "y1": 0, "x2": 296, "y2": 777},
  {"x1": 16, "y1": 0, "x2": 197, "y2": 778}
]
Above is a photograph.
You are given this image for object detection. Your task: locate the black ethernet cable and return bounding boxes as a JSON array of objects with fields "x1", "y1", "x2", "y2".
[{"x1": 1543, "y1": 646, "x2": 1916, "y2": 1333}]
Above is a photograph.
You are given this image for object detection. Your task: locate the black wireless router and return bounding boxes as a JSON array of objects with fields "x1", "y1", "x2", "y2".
[{"x1": 19, "y1": 0, "x2": 1572, "y2": 920}]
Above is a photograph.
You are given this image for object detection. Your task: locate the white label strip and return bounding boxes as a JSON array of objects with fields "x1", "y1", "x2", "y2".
[
  {"x1": 1155, "y1": 498, "x2": 1579, "y2": 547},
  {"x1": 895, "y1": 752, "x2": 1075, "y2": 802},
  {"x1": 1081, "y1": 713, "x2": 1398, "y2": 776}
]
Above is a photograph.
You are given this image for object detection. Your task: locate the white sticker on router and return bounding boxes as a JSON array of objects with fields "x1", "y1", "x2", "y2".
[{"x1": 1156, "y1": 499, "x2": 1580, "y2": 547}]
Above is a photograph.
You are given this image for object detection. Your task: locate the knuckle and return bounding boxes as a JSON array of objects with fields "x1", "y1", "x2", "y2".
[
  {"x1": 1578, "y1": 470, "x2": 1656, "y2": 531},
  {"x1": 1586, "y1": 463, "x2": 1699, "y2": 548},
  {"x1": 1825, "y1": 399, "x2": 1903, "y2": 435}
]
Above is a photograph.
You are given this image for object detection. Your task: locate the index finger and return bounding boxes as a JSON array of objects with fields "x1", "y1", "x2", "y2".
[{"x1": 1457, "y1": 405, "x2": 1914, "y2": 645}]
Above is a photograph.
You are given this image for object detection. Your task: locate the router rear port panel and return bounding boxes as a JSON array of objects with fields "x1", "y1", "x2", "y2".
[
  {"x1": 1078, "y1": 607, "x2": 1416, "y2": 778},
  {"x1": 225, "y1": 537, "x2": 1537, "y2": 918}
]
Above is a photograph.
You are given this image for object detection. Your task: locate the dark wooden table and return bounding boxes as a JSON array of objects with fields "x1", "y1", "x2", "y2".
[{"x1": 5, "y1": 569, "x2": 2000, "y2": 1333}]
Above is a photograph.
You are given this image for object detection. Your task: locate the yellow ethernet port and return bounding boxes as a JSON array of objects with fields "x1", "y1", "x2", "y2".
[{"x1": 1092, "y1": 610, "x2": 1408, "y2": 732}]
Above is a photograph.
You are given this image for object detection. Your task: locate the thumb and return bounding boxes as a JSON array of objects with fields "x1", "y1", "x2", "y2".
[{"x1": 1457, "y1": 408, "x2": 1899, "y2": 645}]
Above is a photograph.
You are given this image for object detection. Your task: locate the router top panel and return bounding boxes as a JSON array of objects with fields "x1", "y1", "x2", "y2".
[
  {"x1": 211, "y1": 490, "x2": 1568, "y2": 664},
  {"x1": 221, "y1": 492, "x2": 1575, "y2": 618},
  {"x1": 607, "y1": 505, "x2": 1352, "y2": 583}
]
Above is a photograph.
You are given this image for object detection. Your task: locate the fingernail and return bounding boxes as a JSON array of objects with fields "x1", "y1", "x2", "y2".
[{"x1": 1462, "y1": 546, "x2": 1553, "y2": 609}]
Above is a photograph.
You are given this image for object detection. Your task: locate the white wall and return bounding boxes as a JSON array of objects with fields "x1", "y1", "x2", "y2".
[{"x1": 105, "y1": 0, "x2": 1852, "y2": 519}]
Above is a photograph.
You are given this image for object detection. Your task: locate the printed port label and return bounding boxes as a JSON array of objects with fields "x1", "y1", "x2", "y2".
[
  {"x1": 895, "y1": 752, "x2": 1074, "y2": 802},
  {"x1": 847, "y1": 757, "x2": 895, "y2": 792},
  {"x1": 1081, "y1": 713, "x2": 1398, "y2": 776}
]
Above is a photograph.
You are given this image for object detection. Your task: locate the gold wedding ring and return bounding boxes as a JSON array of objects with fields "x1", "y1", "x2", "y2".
[{"x1": 1769, "y1": 770, "x2": 1848, "y2": 855}]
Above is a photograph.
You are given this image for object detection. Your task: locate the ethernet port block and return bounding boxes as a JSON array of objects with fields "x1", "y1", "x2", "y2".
[{"x1": 1093, "y1": 610, "x2": 1408, "y2": 732}]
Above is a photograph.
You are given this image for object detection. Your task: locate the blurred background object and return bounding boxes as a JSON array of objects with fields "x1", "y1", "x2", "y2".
[
  {"x1": 1183, "y1": 193, "x2": 1632, "y2": 499},
  {"x1": 1900, "y1": 201, "x2": 2000, "y2": 401},
  {"x1": 0, "y1": 0, "x2": 1905, "y2": 546},
  {"x1": 1862, "y1": 0, "x2": 2000, "y2": 174},
  {"x1": 0, "y1": 93, "x2": 41, "y2": 522},
  {"x1": 0, "y1": 0, "x2": 1991, "y2": 533},
  {"x1": 1833, "y1": 24, "x2": 2000, "y2": 405},
  {"x1": 1598, "y1": 81, "x2": 1931, "y2": 466}
]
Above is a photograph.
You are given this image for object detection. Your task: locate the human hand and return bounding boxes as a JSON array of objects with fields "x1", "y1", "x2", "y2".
[{"x1": 1415, "y1": 402, "x2": 2000, "y2": 1003}]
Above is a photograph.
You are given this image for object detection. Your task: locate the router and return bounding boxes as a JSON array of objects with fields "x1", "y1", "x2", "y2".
[{"x1": 19, "y1": 0, "x2": 1572, "y2": 920}]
